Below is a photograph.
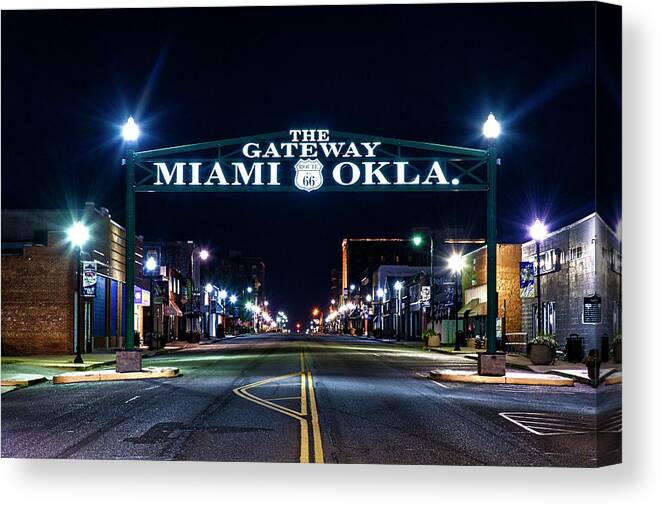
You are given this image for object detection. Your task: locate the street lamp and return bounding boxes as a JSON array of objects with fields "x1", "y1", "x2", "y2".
[
  {"x1": 412, "y1": 229, "x2": 435, "y2": 334},
  {"x1": 394, "y1": 281, "x2": 403, "y2": 340},
  {"x1": 122, "y1": 116, "x2": 140, "y2": 142},
  {"x1": 482, "y1": 113, "x2": 501, "y2": 140},
  {"x1": 448, "y1": 253, "x2": 464, "y2": 351},
  {"x1": 67, "y1": 221, "x2": 90, "y2": 364},
  {"x1": 189, "y1": 248, "x2": 209, "y2": 337},
  {"x1": 205, "y1": 283, "x2": 214, "y2": 339},
  {"x1": 529, "y1": 218, "x2": 548, "y2": 337}
]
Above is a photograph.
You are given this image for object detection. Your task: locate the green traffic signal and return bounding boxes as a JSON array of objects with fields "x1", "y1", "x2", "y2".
[{"x1": 412, "y1": 235, "x2": 423, "y2": 247}]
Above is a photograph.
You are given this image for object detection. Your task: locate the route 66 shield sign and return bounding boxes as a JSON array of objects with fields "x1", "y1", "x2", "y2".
[{"x1": 294, "y1": 158, "x2": 324, "y2": 192}]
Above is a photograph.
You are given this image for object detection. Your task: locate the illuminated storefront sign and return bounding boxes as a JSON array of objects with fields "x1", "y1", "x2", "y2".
[{"x1": 149, "y1": 129, "x2": 455, "y2": 192}]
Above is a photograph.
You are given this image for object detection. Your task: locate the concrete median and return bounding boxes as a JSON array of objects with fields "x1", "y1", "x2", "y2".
[{"x1": 53, "y1": 367, "x2": 180, "y2": 384}]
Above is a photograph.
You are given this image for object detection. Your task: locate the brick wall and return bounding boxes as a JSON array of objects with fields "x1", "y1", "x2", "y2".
[
  {"x1": 1, "y1": 232, "x2": 75, "y2": 355},
  {"x1": 462, "y1": 244, "x2": 522, "y2": 334}
]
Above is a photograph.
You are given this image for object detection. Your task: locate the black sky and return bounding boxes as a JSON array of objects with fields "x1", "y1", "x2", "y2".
[{"x1": 1, "y1": 2, "x2": 621, "y2": 323}]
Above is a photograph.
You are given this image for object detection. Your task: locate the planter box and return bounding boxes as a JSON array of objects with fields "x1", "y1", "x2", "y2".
[
  {"x1": 427, "y1": 335, "x2": 441, "y2": 347},
  {"x1": 528, "y1": 344, "x2": 554, "y2": 365}
]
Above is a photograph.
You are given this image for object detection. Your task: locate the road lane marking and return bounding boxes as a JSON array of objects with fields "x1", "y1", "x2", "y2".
[
  {"x1": 499, "y1": 411, "x2": 621, "y2": 436},
  {"x1": 307, "y1": 368, "x2": 324, "y2": 463},
  {"x1": 232, "y1": 346, "x2": 325, "y2": 464},
  {"x1": 125, "y1": 396, "x2": 140, "y2": 404}
]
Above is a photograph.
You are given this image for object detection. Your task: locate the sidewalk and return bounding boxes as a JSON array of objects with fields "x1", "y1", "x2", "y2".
[{"x1": 375, "y1": 338, "x2": 622, "y2": 386}]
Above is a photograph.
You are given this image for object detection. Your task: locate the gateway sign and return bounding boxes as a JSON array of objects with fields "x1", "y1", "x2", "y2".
[{"x1": 150, "y1": 129, "x2": 455, "y2": 191}]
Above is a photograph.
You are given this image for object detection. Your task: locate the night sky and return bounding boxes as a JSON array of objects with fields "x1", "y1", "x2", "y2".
[{"x1": 1, "y1": 2, "x2": 621, "y2": 323}]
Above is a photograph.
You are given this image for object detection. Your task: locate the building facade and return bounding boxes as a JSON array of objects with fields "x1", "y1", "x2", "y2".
[
  {"x1": 2, "y1": 204, "x2": 145, "y2": 355},
  {"x1": 521, "y1": 213, "x2": 621, "y2": 355},
  {"x1": 460, "y1": 243, "x2": 523, "y2": 348}
]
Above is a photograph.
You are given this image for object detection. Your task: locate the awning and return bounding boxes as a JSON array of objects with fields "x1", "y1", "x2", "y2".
[
  {"x1": 458, "y1": 298, "x2": 480, "y2": 315},
  {"x1": 164, "y1": 301, "x2": 183, "y2": 317},
  {"x1": 469, "y1": 302, "x2": 488, "y2": 317}
]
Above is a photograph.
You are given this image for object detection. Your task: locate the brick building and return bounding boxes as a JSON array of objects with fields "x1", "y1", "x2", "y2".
[
  {"x1": 460, "y1": 244, "x2": 523, "y2": 346},
  {"x1": 1, "y1": 204, "x2": 145, "y2": 355}
]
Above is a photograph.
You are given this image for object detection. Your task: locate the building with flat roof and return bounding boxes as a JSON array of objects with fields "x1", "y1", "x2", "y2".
[
  {"x1": 1, "y1": 203, "x2": 146, "y2": 355},
  {"x1": 520, "y1": 213, "x2": 621, "y2": 356}
]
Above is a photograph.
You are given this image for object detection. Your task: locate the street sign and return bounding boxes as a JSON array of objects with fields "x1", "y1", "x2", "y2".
[
  {"x1": 132, "y1": 129, "x2": 489, "y2": 194},
  {"x1": 123, "y1": 127, "x2": 499, "y2": 356}
]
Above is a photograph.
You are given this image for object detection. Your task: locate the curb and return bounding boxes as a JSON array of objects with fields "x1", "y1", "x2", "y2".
[
  {"x1": 430, "y1": 369, "x2": 574, "y2": 386},
  {"x1": 1, "y1": 374, "x2": 48, "y2": 387},
  {"x1": 52, "y1": 367, "x2": 180, "y2": 384}
]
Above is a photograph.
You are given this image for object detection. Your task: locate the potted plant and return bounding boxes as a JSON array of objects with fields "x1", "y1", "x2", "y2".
[
  {"x1": 527, "y1": 334, "x2": 557, "y2": 365},
  {"x1": 612, "y1": 334, "x2": 622, "y2": 363},
  {"x1": 584, "y1": 348, "x2": 601, "y2": 386},
  {"x1": 422, "y1": 329, "x2": 440, "y2": 347}
]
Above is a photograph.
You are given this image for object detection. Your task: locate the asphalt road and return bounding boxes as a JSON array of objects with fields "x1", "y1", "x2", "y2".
[{"x1": 1, "y1": 334, "x2": 621, "y2": 466}]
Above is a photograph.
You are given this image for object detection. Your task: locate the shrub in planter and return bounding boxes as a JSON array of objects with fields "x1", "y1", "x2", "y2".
[
  {"x1": 612, "y1": 334, "x2": 622, "y2": 363},
  {"x1": 422, "y1": 329, "x2": 440, "y2": 347},
  {"x1": 527, "y1": 334, "x2": 557, "y2": 365}
]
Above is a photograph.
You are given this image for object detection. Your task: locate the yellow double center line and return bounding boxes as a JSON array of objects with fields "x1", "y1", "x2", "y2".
[{"x1": 233, "y1": 347, "x2": 324, "y2": 463}]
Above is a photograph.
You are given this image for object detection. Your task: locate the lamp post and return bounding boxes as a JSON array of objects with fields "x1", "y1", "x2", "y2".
[
  {"x1": 448, "y1": 253, "x2": 464, "y2": 351},
  {"x1": 412, "y1": 230, "x2": 435, "y2": 333},
  {"x1": 205, "y1": 283, "x2": 214, "y2": 339},
  {"x1": 529, "y1": 218, "x2": 548, "y2": 337},
  {"x1": 394, "y1": 280, "x2": 403, "y2": 340},
  {"x1": 483, "y1": 113, "x2": 500, "y2": 356},
  {"x1": 189, "y1": 248, "x2": 208, "y2": 337},
  {"x1": 67, "y1": 221, "x2": 90, "y2": 364},
  {"x1": 123, "y1": 116, "x2": 139, "y2": 352}
]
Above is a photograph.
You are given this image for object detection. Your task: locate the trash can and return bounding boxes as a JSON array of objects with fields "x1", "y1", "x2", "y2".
[
  {"x1": 600, "y1": 333, "x2": 610, "y2": 362},
  {"x1": 566, "y1": 334, "x2": 584, "y2": 363},
  {"x1": 457, "y1": 330, "x2": 465, "y2": 348}
]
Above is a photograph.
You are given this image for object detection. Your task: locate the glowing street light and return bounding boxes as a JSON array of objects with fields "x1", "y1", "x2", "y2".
[
  {"x1": 199, "y1": 249, "x2": 209, "y2": 261},
  {"x1": 67, "y1": 221, "x2": 90, "y2": 248},
  {"x1": 145, "y1": 256, "x2": 158, "y2": 272},
  {"x1": 529, "y1": 218, "x2": 548, "y2": 242},
  {"x1": 219, "y1": 289, "x2": 228, "y2": 300},
  {"x1": 349, "y1": 284, "x2": 356, "y2": 292},
  {"x1": 448, "y1": 252, "x2": 464, "y2": 274},
  {"x1": 229, "y1": 295, "x2": 237, "y2": 304},
  {"x1": 394, "y1": 281, "x2": 403, "y2": 292},
  {"x1": 365, "y1": 294, "x2": 372, "y2": 303},
  {"x1": 529, "y1": 218, "x2": 548, "y2": 337},
  {"x1": 246, "y1": 286, "x2": 253, "y2": 293},
  {"x1": 482, "y1": 113, "x2": 501, "y2": 139},
  {"x1": 122, "y1": 116, "x2": 140, "y2": 142},
  {"x1": 67, "y1": 221, "x2": 90, "y2": 364},
  {"x1": 264, "y1": 300, "x2": 269, "y2": 307},
  {"x1": 205, "y1": 283, "x2": 213, "y2": 293}
]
